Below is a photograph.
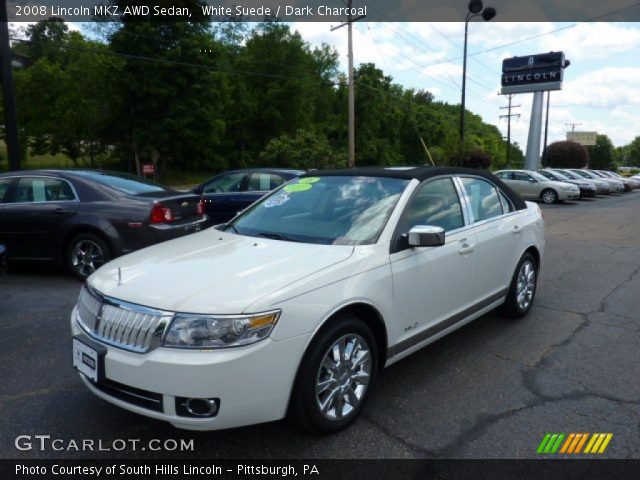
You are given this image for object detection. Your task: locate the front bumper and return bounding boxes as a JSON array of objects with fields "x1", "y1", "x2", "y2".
[
  {"x1": 71, "y1": 307, "x2": 308, "y2": 430},
  {"x1": 558, "y1": 190, "x2": 580, "y2": 200}
]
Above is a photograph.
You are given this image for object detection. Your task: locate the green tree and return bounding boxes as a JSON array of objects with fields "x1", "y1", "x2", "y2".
[
  {"x1": 108, "y1": 13, "x2": 229, "y2": 175},
  {"x1": 543, "y1": 141, "x2": 589, "y2": 168},
  {"x1": 586, "y1": 134, "x2": 616, "y2": 170},
  {"x1": 626, "y1": 136, "x2": 640, "y2": 167},
  {"x1": 260, "y1": 129, "x2": 346, "y2": 169}
]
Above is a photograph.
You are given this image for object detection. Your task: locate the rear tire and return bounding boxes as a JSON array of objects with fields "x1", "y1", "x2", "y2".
[
  {"x1": 540, "y1": 189, "x2": 558, "y2": 204},
  {"x1": 289, "y1": 314, "x2": 378, "y2": 434},
  {"x1": 65, "y1": 233, "x2": 111, "y2": 281},
  {"x1": 500, "y1": 252, "x2": 538, "y2": 319}
]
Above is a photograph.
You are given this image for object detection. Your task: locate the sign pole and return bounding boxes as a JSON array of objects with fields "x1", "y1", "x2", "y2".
[{"x1": 525, "y1": 91, "x2": 544, "y2": 170}]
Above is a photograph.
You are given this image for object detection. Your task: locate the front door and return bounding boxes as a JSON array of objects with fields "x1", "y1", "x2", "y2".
[
  {"x1": 1, "y1": 176, "x2": 79, "y2": 260},
  {"x1": 390, "y1": 177, "x2": 478, "y2": 351}
]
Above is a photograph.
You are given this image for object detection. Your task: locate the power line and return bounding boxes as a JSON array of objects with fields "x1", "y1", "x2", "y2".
[
  {"x1": 362, "y1": 13, "x2": 499, "y2": 93},
  {"x1": 9, "y1": 36, "x2": 337, "y2": 84},
  {"x1": 396, "y1": 2, "x2": 640, "y2": 72},
  {"x1": 356, "y1": 24, "x2": 500, "y2": 107}
]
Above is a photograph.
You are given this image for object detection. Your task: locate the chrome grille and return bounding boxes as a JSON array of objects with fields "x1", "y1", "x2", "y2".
[{"x1": 76, "y1": 286, "x2": 172, "y2": 353}]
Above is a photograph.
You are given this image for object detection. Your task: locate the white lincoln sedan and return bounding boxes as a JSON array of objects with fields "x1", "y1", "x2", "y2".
[{"x1": 71, "y1": 167, "x2": 545, "y2": 433}]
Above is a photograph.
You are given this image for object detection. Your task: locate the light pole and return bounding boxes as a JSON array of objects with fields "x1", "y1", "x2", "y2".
[{"x1": 460, "y1": 0, "x2": 495, "y2": 162}]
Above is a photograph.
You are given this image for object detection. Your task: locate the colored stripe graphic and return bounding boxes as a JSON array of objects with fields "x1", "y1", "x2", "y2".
[
  {"x1": 539, "y1": 433, "x2": 613, "y2": 454},
  {"x1": 537, "y1": 433, "x2": 565, "y2": 454},
  {"x1": 574, "y1": 433, "x2": 589, "y2": 453}
]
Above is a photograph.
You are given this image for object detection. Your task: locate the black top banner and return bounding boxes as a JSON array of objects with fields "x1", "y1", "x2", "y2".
[{"x1": 6, "y1": 0, "x2": 640, "y2": 22}]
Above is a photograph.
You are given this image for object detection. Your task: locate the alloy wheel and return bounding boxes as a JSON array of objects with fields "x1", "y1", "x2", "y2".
[
  {"x1": 516, "y1": 260, "x2": 536, "y2": 312},
  {"x1": 71, "y1": 239, "x2": 105, "y2": 277},
  {"x1": 315, "y1": 334, "x2": 371, "y2": 421}
]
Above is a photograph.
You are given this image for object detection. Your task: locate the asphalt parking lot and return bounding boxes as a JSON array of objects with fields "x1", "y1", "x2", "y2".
[{"x1": 1, "y1": 192, "x2": 639, "y2": 459}]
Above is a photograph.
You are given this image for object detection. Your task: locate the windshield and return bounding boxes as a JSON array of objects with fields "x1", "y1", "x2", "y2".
[
  {"x1": 75, "y1": 171, "x2": 170, "y2": 195},
  {"x1": 543, "y1": 170, "x2": 571, "y2": 182},
  {"x1": 530, "y1": 171, "x2": 549, "y2": 182},
  {"x1": 570, "y1": 170, "x2": 594, "y2": 179},
  {"x1": 558, "y1": 170, "x2": 578, "y2": 180},
  {"x1": 227, "y1": 176, "x2": 409, "y2": 245}
]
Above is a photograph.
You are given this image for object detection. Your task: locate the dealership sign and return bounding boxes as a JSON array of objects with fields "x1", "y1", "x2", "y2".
[
  {"x1": 501, "y1": 52, "x2": 569, "y2": 94},
  {"x1": 567, "y1": 131, "x2": 597, "y2": 145}
]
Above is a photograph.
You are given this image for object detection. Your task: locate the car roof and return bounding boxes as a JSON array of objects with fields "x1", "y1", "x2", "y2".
[
  {"x1": 303, "y1": 166, "x2": 496, "y2": 181},
  {"x1": 300, "y1": 166, "x2": 527, "y2": 211}
]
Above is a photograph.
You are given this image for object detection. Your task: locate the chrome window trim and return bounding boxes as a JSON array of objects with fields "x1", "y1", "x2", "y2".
[
  {"x1": 451, "y1": 176, "x2": 473, "y2": 226},
  {"x1": 455, "y1": 174, "x2": 517, "y2": 226},
  {"x1": 0, "y1": 175, "x2": 80, "y2": 205}
]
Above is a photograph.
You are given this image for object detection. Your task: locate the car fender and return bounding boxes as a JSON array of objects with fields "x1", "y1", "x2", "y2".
[{"x1": 62, "y1": 214, "x2": 124, "y2": 255}]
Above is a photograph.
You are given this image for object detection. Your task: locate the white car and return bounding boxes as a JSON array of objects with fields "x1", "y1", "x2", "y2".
[
  {"x1": 70, "y1": 168, "x2": 545, "y2": 433},
  {"x1": 494, "y1": 169, "x2": 580, "y2": 204}
]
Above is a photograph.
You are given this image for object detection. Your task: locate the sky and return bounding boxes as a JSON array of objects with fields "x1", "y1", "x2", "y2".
[{"x1": 290, "y1": 21, "x2": 640, "y2": 151}]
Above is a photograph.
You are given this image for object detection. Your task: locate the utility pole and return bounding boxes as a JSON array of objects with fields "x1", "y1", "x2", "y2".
[
  {"x1": 565, "y1": 122, "x2": 582, "y2": 132},
  {"x1": 331, "y1": 1, "x2": 365, "y2": 168},
  {"x1": 0, "y1": 0, "x2": 21, "y2": 170},
  {"x1": 499, "y1": 94, "x2": 520, "y2": 167}
]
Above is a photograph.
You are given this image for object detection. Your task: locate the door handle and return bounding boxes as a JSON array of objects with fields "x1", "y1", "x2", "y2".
[
  {"x1": 512, "y1": 225, "x2": 523, "y2": 235},
  {"x1": 458, "y1": 243, "x2": 475, "y2": 255},
  {"x1": 52, "y1": 207, "x2": 69, "y2": 214}
]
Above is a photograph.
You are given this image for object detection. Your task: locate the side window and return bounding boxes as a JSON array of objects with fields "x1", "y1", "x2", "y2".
[
  {"x1": 512, "y1": 172, "x2": 527, "y2": 181},
  {"x1": 247, "y1": 173, "x2": 284, "y2": 192},
  {"x1": 401, "y1": 178, "x2": 464, "y2": 233},
  {"x1": 495, "y1": 172, "x2": 510, "y2": 180},
  {"x1": 203, "y1": 172, "x2": 245, "y2": 194},
  {"x1": 0, "y1": 178, "x2": 13, "y2": 203},
  {"x1": 460, "y1": 177, "x2": 504, "y2": 222},
  {"x1": 9, "y1": 177, "x2": 76, "y2": 203}
]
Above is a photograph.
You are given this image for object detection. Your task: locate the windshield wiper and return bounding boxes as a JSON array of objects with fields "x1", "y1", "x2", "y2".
[{"x1": 255, "y1": 232, "x2": 299, "y2": 242}]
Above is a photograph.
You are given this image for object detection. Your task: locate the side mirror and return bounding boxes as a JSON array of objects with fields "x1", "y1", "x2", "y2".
[
  {"x1": 192, "y1": 186, "x2": 203, "y2": 195},
  {"x1": 407, "y1": 225, "x2": 445, "y2": 247},
  {"x1": 529, "y1": 178, "x2": 537, "y2": 183}
]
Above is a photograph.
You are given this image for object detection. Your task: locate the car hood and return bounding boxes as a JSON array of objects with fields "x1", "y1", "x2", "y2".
[
  {"x1": 545, "y1": 180, "x2": 579, "y2": 189},
  {"x1": 88, "y1": 229, "x2": 354, "y2": 314}
]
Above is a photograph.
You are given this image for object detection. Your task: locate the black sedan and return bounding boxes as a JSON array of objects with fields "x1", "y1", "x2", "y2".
[
  {"x1": 192, "y1": 168, "x2": 305, "y2": 224},
  {"x1": 0, "y1": 170, "x2": 207, "y2": 279}
]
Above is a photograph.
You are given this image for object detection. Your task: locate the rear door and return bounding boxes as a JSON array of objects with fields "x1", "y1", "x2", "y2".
[
  {"x1": 458, "y1": 176, "x2": 522, "y2": 300},
  {"x1": 1, "y1": 176, "x2": 79, "y2": 260}
]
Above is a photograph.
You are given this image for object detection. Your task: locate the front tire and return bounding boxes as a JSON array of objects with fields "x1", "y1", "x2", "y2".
[
  {"x1": 289, "y1": 314, "x2": 378, "y2": 434},
  {"x1": 66, "y1": 233, "x2": 111, "y2": 281},
  {"x1": 540, "y1": 188, "x2": 558, "y2": 204},
  {"x1": 500, "y1": 252, "x2": 538, "y2": 318}
]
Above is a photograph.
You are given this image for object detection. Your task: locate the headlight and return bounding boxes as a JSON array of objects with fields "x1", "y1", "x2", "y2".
[
  {"x1": 163, "y1": 310, "x2": 281, "y2": 349},
  {"x1": 561, "y1": 185, "x2": 576, "y2": 191}
]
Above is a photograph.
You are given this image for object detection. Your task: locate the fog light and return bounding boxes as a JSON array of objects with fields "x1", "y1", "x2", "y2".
[{"x1": 176, "y1": 397, "x2": 220, "y2": 417}]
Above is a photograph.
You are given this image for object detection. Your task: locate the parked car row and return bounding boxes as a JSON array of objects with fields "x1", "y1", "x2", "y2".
[
  {"x1": 0, "y1": 168, "x2": 305, "y2": 280},
  {"x1": 494, "y1": 168, "x2": 638, "y2": 204},
  {"x1": 0, "y1": 165, "x2": 635, "y2": 279}
]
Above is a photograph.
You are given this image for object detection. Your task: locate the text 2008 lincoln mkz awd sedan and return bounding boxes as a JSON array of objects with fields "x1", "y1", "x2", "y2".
[{"x1": 71, "y1": 167, "x2": 544, "y2": 433}]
